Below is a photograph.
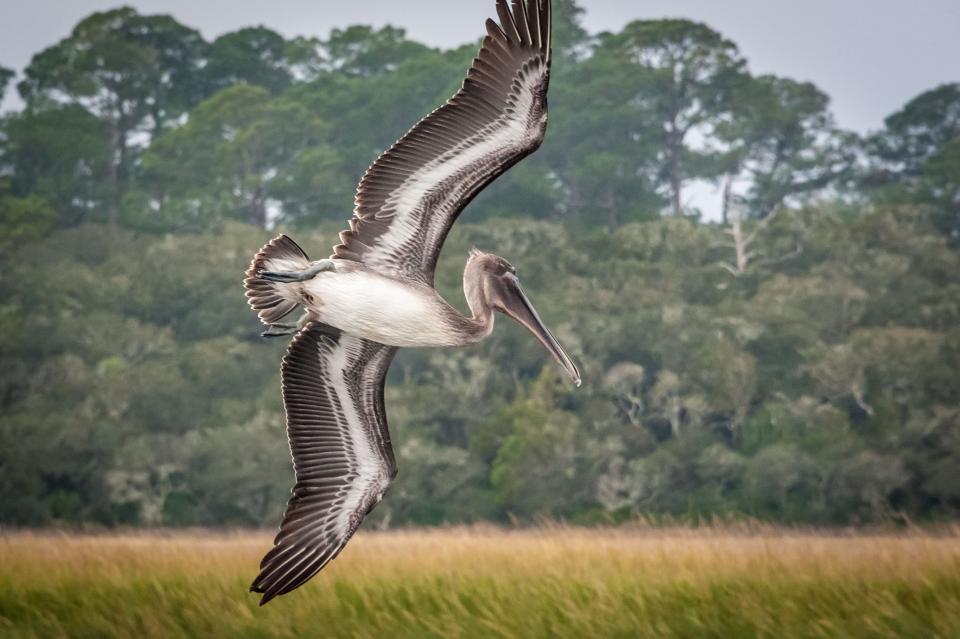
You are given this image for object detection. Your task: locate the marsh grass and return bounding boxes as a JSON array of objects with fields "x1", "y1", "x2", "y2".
[{"x1": 1, "y1": 525, "x2": 959, "y2": 638}]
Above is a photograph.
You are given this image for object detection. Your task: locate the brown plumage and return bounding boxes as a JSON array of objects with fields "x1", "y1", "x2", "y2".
[
  {"x1": 332, "y1": 0, "x2": 552, "y2": 285},
  {"x1": 247, "y1": 0, "x2": 565, "y2": 606},
  {"x1": 250, "y1": 325, "x2": 396, "y2": 604}
]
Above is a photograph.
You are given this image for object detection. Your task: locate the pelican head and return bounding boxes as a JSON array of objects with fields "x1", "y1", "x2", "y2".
[{"x1": 465, "y1": 249, "x2": 581, "y2": 387}]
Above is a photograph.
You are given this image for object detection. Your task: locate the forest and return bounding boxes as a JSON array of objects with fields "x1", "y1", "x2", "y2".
[{"x1": 1, "y1": 1, "x2": 958, "y2": 529}]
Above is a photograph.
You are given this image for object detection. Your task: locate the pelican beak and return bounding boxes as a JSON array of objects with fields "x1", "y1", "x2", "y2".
[{"x1": 494, "y1": 274, "x2": 582, "y2": 387}]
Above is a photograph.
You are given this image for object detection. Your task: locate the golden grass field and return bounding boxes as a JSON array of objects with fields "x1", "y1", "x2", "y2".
[{"x1": 1, "y1": 526, "x2": 959, "y2": 638}]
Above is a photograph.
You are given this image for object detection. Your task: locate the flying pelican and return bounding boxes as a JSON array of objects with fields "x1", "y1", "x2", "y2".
[{"x1": 243, "y1": 0, "x2": 578, "y2": 605}]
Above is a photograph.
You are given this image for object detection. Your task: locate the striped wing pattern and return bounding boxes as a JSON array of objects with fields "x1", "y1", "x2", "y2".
[
  {"x1": 252, "y1": 0, "x2": 554, "y2": 604},
  {"x1": 331, "y1": 0, "x2": 553, "y2": 285},
  {"x1": 251, "y1": 324, "x2": 397, "y2": 605}
]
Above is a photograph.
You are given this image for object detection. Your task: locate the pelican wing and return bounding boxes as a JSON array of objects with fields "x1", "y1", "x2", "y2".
[
  {"x1": 332, "y1": 0, "x2": 553, "y2": 285},
  {"x1": 251, "y1": 323, "x2": 397, "y2": 605}
]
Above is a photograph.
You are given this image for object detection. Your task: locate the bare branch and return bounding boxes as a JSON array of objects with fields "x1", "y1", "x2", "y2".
[
  {"x1": 852, "y1": 386, "x2": 875, "y2": 417},
  {"x1": 716, "y1": 261, "x2": 740, "y2": 277},
  {"x1": 752, "y1": 244, "x2": 804, "y2": 269}
]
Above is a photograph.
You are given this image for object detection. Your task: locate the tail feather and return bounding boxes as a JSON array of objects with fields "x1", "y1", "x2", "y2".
[{"x1": 244, "y1": 235, "x2": 310, "y2": 325}]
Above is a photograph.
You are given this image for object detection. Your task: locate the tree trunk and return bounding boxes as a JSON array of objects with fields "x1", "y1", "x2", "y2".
[
  {"x1": 667, "y1": 123, "x2": 684, "y2": 216},
  {"x1": 107, "y1": 120, "x2": 123, "y2": 231},
  {"x1": 732, "y1": 209, "x2": 748, "y2": 274},
  {"x1": 606, "y1": 183, "x2": 617, "y2": 228},
  {"x1": 669, "y1": 395, "x2": 681, "y2": 439},
  {"x1": 721, "y1": 172, "x2": 737, "y2": 225},
  {"x1": 249, "y1": 187, "x2": 268, "y2": 229},
  {"x1": 151, "y1": 104, "x2": 164, "y2": 142},
  {"x1": 852, "y1": 386, "x2": 875, "y2": 417},
  {"x1": 671, "y1": 171, "x2": 682, "y2": 216}
]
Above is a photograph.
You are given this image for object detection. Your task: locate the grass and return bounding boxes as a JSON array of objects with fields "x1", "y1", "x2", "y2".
[{"x1": 1, "y1": 526, "x2": 959, "y2": 638}]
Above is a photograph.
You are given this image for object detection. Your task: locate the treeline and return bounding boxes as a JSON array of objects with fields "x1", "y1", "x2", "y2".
[{"x1": 0, "y1": 3, "x2": 958, "y2": 527}]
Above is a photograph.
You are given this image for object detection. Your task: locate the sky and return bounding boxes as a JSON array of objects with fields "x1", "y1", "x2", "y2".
[{"x1": 1, "y1": 0, "x2": 958, "y2": 218}]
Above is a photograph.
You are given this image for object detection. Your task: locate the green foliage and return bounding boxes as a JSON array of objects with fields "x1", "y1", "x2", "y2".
[
  {"x1": 871, "y1": 83, "x2": 960, "y2": 176},
  {"x1": 16, "y1": 8, "x2": 208, "y2": 226},
  {"x1": 134, "y1": 85, "x2": 345, "y2": 230},
  {"x1": 202, "y1": 27, "x2": 295, "y2": 95},
  {"x1": 0, "y1": 194, "x2": 56, "y2": 247},
  {"x1": 1, "y1": 6, "x2": 959, "y2": 529},
  {"x1": 718, "y1": 75, "x2": 856, "y2": 219},
  {"x1": 551, "y1": 0, "x2": 590, "y2": 63},
  {"x1": 600, "y1": 20, "x2": 746, "y2": 216},
  {"x1": 323, "y1": 25, "x2": 432, "y2": 77},
  {"x1": 0, "y1": 65, "x2": 12, "y2": 101},
  {"x1": 2, "y1": 207, "x2": 956, "y2": 528},
  {"x1": 0, "y1": 105, "x2": 111, "y2": 225},
  {"x1": 864, "y1": 83, "x2": 960, "y2": 236}
]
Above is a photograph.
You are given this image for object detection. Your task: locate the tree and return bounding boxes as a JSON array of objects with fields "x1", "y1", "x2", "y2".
[
  {"x1": 718, "y1": 75, "x2": 855, "y2": 220},
  {"x1": 865, "y1": 84, "x2": 960, "y2": 236},
  {"x1": 184, "y1": 413, "x2": 290, "y2": 525},
  {"x1": 0, "y1": 194, "x2": 57, "y2": 247},
  {"x1": 18, "y1": 8, "x2": 206, "y2": 226},
  {"x1": 489, "y1": 375, "x2": 594, "y2": 519},
  {"x1": 376, "y1": 437, "x2": 488, "y2": 525},
  {"x1": 547, "y1": 39, "x2": 667, "y2": 225},
  {"x1": 322, "y1": 25, "x2": 431, "y2": 77},
  {"x1": 122, "y1": 14, "x2": 209, "y2": 138},
  {"x1": 601, "y1": 20, "x2": 746, "y2": 216},
  {"x1": 691, "y1": 337, "x2": 756, "y2": 432},
  {"x1": 552, "y1": 0, "x2": 590, "y2": 63},
  {"x1": 716, "y1": 199, "x2": 806, "y2": 277},
  {"x1": 203, "y1": 27, "x2": 294, "y2": 95},
  {"x1": 869, "y1": 83, "x2": 960, "y2": 179},
  {"x1": 829, "y1": 451, "x2": 908, "y2": 522},
  {"x1": 2, "y1": 8, "x2": 960, "y2": 530},
  {"x1": 0, "y1": 105, "x2": 111, "y2": 229},
  {"x1": 915, "y1": 138, "x2": 960, "y2": 235},
  {"x1": 135, "y1": 85, "x2": 345, "y2": 230},
  {"x1": 648, "y1": 370, "x2": 709, "y2": 439},
  {"x1": 0, "y1": 66, "x2": 13, "y2": 102},
  {"x1": 289, "y1": 46, "x2": 470, "y2": 189},
  {"x1": 743, "y1": 444, "x2": 822, "y2": 520}
]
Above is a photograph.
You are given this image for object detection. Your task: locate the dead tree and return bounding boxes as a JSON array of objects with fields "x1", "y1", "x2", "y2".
[{"x1": 717, "y1": 199, "x2": 801, "y2": 277}]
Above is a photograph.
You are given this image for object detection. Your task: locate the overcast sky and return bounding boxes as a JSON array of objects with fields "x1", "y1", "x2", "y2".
[{"x1": 2, "y1": 0, "x2": 959, "y2": 132}]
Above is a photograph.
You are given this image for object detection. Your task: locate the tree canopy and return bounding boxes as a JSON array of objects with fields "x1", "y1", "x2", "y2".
[
  {"x1": 0, "y1": 3, "x2": 958, "y2": 529},
  {"x1": 0, "y1": 66, "x2": 13, "y2": 102}
]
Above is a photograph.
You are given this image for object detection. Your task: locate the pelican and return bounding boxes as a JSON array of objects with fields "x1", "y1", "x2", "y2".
[{"x1": 243, "y1": 0, "x2": 578, "y2": 605}]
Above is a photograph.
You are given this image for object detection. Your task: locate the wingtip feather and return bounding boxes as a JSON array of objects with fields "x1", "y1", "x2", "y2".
[
  {"x1": 496, "y1": 0, "x2": 521, "y2": 44},
  {"x1": 543, "y1": 0, "x2": 552, "y2": 63},
  {"x1": 512, "y1": 0, "x2": 532, "y2": 46},
  {"x1": 338, "y1": 0, "x2": 553, "y2": 277}
]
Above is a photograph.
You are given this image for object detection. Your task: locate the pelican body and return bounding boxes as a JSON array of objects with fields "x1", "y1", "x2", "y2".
[
  {"x1": 242, "y1": 0, "x2": 579, "y2": 605},
  {"x1": 272, "y1": 255, "x2": 482, "y2": 348},
  {"x1": 252, "y1": 241, "x2": 580, "y2": 368}
]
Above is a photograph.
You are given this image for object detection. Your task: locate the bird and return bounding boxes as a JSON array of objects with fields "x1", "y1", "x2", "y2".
[{"x1": 243, "y1": 0, "x2": 578, "y2": 605}]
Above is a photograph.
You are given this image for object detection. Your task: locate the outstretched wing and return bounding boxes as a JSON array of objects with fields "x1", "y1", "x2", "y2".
[
  {"x1": 331, "y1": 0, "x2": 553, "y2": 285},
  {"x1": 251, "y1": 323, "x2": 397, "y2": 605}
]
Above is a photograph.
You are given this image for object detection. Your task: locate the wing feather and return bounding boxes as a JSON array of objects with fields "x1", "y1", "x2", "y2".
[
  {"x1": 331, "y1": 0, "x2": 553, "y2": 285},
  {"x1": 251, "y1": 324, "x2": 397, "y2": 605},
  {"x1": 498, "y1": 0, "x2": 522, "y2": 44}
]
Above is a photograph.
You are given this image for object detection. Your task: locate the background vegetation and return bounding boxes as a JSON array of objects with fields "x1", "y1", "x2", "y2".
[{"x1": 1, "y1": 1, "x2": 958, "y2": 530}]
